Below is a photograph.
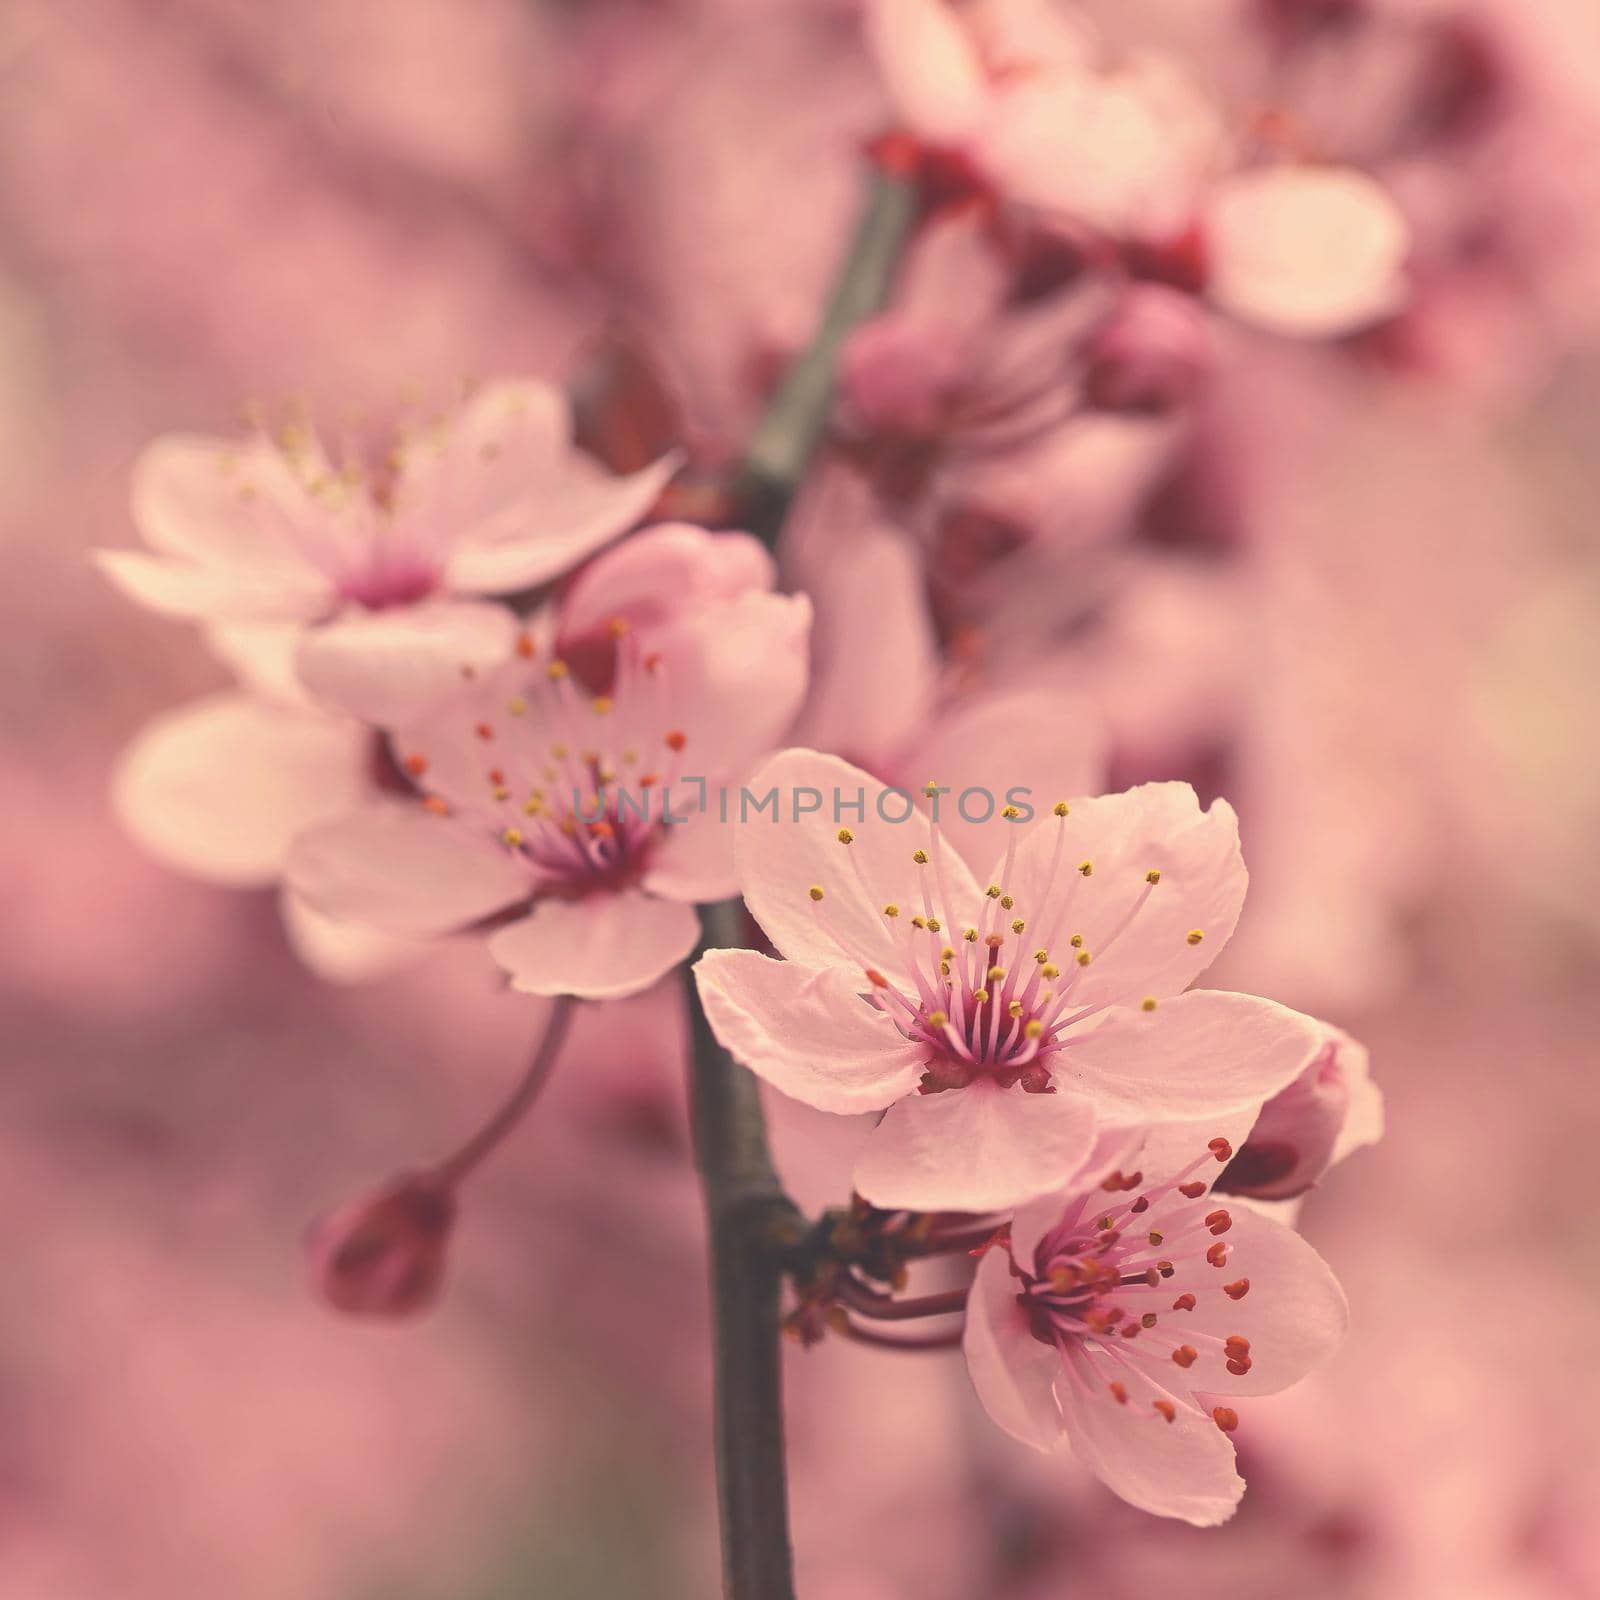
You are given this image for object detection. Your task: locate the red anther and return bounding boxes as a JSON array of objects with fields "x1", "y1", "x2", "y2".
[
  {"x1": 403, "y1": 753, "x2": 428, "y2": 777},
  {"x1": 1224, "y1": 1335, "x2": 1251, "y2": 1355},
  {"x1": 1172, "y1": 1345, "x2": 1198, "y2": 1368},
  {"x1": 664, "y1": 730, "x2": 687, "y2": 752},
  {"x1": 1101, "y1": 1168, "x2": 1142, "y2": 1192},
  {"x1": 588, "y1": 820, "x2": 615, "y2": 840},
  {"x1": 1206, "y1": 1241, "x2": 1230, "y2": 1267},
  {"x1": 1109, "y1": 1382, "x2": 1129, "y2": 1405},
  {"x1": 1226, "y1": 1357, "x2": 1253, "y2": 1376},
  {"x1": 643, "y1": 651, "x2": 662, "y2": 672},
  {"x1": 1131, "y1": 1196, "x2": 1150, "y2": 1214},
  {"x1": 1157, "y1": 1260, "x2": 1175, "y2": 1278},
  {"x1": 1224, "y1": 1278, "x2": 1251, "y2": 1300},
  {"x1": 868, "y1": 129, "x2": 925, "y2": 179},
  {"x1": 1119, "y1": 1323, "x2": 1140, "y2": 1339},
  {"x1": 1208, "y1": 1138, "x2": 1234, "y2": 1162},
  {"x1": 1205, "y1": 1209, "x2": 1233, "y2": 1236},
  {"x1": 1152, "y1": 1399, "x2": 1177, "y2": 1423},
  {"x1": 1179, "y1": 1181, "x2": 1208, "y2": 1199},
  {"x1": 1172, "y1": 1292, "x2": 1197, "y2": 1311},
  {"x1": 1212, "y1": 1406, "x2": 1240, "y2": 1433},
  {"x1": 488, "y1": 768, "x2": 506, "y2": 787},
  {"x1": 865, "y1": 969, "x2": 890, "y2": 989},
  {"x1": 475, "y1": 722, "x2": 494, "y2": 741},
  {"x1": 637, "y1": 773, "x2": 659, "y2": 788},
  {"x1": 422, "y1": 796, "x2": 450, "y2": 816},
  {"x1": 515, "y1": 632, "x2": 535, "y2": 659}
]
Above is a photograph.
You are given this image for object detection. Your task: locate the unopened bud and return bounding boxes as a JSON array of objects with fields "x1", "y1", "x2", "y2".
[
  {"x1": 305, "y1": 1171, "x2": 457, "y2": 1318},
  {"x1": 1083, "y1": 288, "x2": 1213, "y2": 417}
]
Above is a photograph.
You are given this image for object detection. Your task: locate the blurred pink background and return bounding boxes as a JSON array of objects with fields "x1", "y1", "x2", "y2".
[{"x1": 4, "y1": 1, "x2": 1598, "y2": 1596}]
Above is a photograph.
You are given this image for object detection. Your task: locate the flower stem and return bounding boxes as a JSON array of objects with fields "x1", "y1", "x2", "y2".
[
  {"x1": 686, "y1": 900, "x2": 804, "y2": 1600},
  {"x1": 736, "y1": 169, "x2": 918, "y2": 548}
]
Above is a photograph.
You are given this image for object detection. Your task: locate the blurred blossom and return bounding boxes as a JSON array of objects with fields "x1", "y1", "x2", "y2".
[{"x1": 305, "y1": 1171, "x2": 458, "y2": 1318}]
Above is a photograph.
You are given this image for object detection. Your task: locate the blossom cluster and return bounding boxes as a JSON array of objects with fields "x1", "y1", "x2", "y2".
[{"x1": 93, "y1": 0, "x2": 1409, "y2": 1534}]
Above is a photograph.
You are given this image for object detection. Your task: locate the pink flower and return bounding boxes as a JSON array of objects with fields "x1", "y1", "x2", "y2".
[
  {"x1": 867, "y1": 2, "x2": 1410, "y2": 339},
  {"x1": 694, "y1": 748, "x2": 1329, "y2": 1211},
  {"x1": 288, "y1": 525, "x2": 811, "y2": 1000},
  {"x1": 964, "y1": 1135, "x2": 1348, "y2": 1524},
  {"x1": 1215, "y1": 1027, "x2": 1383, "y2": 1203},
  {"x1": 95, "y1": 380, "x2": 679, "y2": 724}
]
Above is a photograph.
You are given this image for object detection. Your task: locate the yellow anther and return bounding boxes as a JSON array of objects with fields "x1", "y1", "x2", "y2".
[
  {"x1": 550, "y1": 743, "x2": 569, "y2": 760},
  {"x1": 837, "y1": 828, "x2": 855, "y2": 844},
  {"x1": 1141, "y1": 997, "x2": 1158, "y2": 1012},
  {"x1": 1146, "y1": 869, "x2": 1162, "y2": 884},
  {"x1": 1069, "y1": 933, "x2": 1083, "y2": 948},
  {"x1": 546, "y1": 660, "x2": 569, "y2": 680},
  {"x1": 926, "y1": 1010, "x2": 949, "y2": 1029},
  {"x1": 1041, "y1": 963, "x2": 1061, "y2": 979},
  {"x1": 808, "y1": 885, "x2": 825, "y2": 902},
  {"x1": 1187, "y1": 929, "x2": 1205, "y2": 945},
  {"x1": 1008, "y1": 1000, "x2": 1024, "y2": 1018},
  {"x1": 607, "y1": 616, "x2": 630, "y2": 638},
  {"x1": 986, "y1": 966, "x2": 1006, "y2": 983},
  {"x1": 941, "y1": 946, "x2": 956, "y2": 960},
  {"x1": 1001, "y1": 805, "x2": 1021, "y2": 819},
  {"x1": 911, "y1": 915, "x2": 927, "y2": 929},
  {"x1": 922, "y1": 780, "x2": 940, "y2": 797},
  {"x1": 913, "y1": 849, "x2": 929, "y2": 865},
  {"x1": 502, "y1": 828, "x2": 524, "y2": 846},
  {"x1": 999, "y1": 895, "x2": 1014, "y2": 910},
  {"x1": 591, "y1": 696, "x2": 613, "y2": 715},
  {"x1": 506, "y1": 697, "x2": 528, "y2": 716},
  {"x1": 939, "y1": 961, "x2": 951, "y2": 976},
  {"x1": 1053, "y1": 801, "x2": 1069, "y2": 817},
  {"x1": 1076, "y1": 950, "x2": 1092, "y2": 966},
  {"x1": 926, "y1": 918, "x2": 942, "y2": 933},
  {"x1": 492, "y1": 786, "x2": 511, "y2": 802},
  {"x1": 1023, "y1": 1019, "x2": 1044, "y2": 1039},
  {"x1": 1034, "y1": 948, "x2": 1050, "y2": 963},
  {"x1": 972, "y1": 988, "x2": 990, "y2": 1004},
  {"x1": 986, "y1": 884, "x2": 1002, "y2": 899},
  {"x1": 1078, "y1": 860, "x2": 1094, "y2": 876},
  {"x1": 1010, "y1": 918, "x2": 1026, "y2": 934},
  {"x1": 523, "y1": 797, "x2": 545, "y2": 816},
  {"x1": 963, "y1": 928, "x2": 978, "y2": 943},
  {"x1": 883, "y1": 903, "x2": 900, "y2": 918}
]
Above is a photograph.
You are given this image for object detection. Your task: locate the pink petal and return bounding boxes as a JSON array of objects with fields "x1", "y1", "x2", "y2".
[
  {"x1": 203, "y1": 620, "x2": 309, "y2": 702},
  {"x1": 642, "y1": 809, "x2": 739, "y2": 903},
  {"x1": 287, "y1": 804, "x2": 529, "y2": 938},
  {"x1": 1206, "y1": 166, "x2": 1410, "y2": 339},
  {"x1": 866, "y1": 0, "x2": 990, "y2": 144},
  {"x1": 558, "y1": 523, "x2": 776, "y2": 644},
  {"x1": 1060, "y1": 991, "x2": 1326, "y2": 1125},
  {"x1": 113, "y1": 693, "x2": 369, "y2": 888},
  {"x1": 789, "y1": 522, "x2": 936, "y2": 765},
  {"x1": 963, "y1": 1247, "x2": 1064, "y2": 1450},
  {"x1": 761, "y1": 1087, "x2": 877, "y2": 1217},
  {"x1": 93, "y1": 549, "x2": 331, "y2": 622},
  {"x1": 999, "y1": 782, "x2": 1245, "y2": 1008},
  {"x1": 853, "y1": 1079, "x2": 1099, "y2": 1211},
  {"x1": 694, "y1": 950, "x2": 924, "y2": 1114},
  {"x1": 440, "y1": 453, "x2": 679, "y2": 595},
  {"x1": 907, "y1": 682, "x2": 1109, "y2": 878},
  {"x1": 294, "y1": 599, "x2": 520, "y2": 726},
  {"x1": 1054, "y1": 1343, "x2": 1243, "y2": 1526},
  {"x1": 1158, "y1": 1207, "x2": 1347, "y2": 1398},
  {"x1": 647, "y1": 592, "x2": 813, "y2": 783},
  {"x1": 278, "y1": 890, "x2": 424, "y2": 984},
  {"x1": 734, "y1": 749, "x2": 982, "y2": 987},
  {"x1": 490, "y1": 890, "x2": 700, "y2": 1001}
]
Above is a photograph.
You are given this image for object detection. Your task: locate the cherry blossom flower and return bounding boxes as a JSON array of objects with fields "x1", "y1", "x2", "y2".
[
  {"x1": 288, "y1": 525, "x2": 811, "y2": 1000},
  {"x1": 867, "y1": 0, "x2": 1410, "y2": 339},
  {"x1": 695, "y1": 748, "x2": 1328, "y2": 1211},
  {"x1": 964, "y1": 1134, "x2": 1347, "y2": 1524},
  {"x1": 95, "y1": 379, "x2": 678, "y2": 724}
]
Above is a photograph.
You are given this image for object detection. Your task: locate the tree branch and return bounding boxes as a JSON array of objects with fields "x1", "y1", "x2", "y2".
[
  {"x1": 736, "y1": 170, "x2": 918, "y2": 548},
  {"x1": 686, "y1": 900, "x2": 803, "y2": 1600}
]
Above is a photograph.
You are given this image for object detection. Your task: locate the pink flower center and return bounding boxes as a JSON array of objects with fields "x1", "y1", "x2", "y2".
[
  {"x1": 806, "y1": 802, "x2": 1188, "y2": 1096},
  {"x1": 401, "y1": 624, "x2": 695, "y2": 900},
  {"x1": 339, "y1": 561, "x2": 439, "y2": 610},
  {"x1": 1015, "y1": 1142, "x2": 1253, "y2": 1434}
]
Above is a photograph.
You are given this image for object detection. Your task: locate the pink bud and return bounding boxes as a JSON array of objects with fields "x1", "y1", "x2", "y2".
[
  {"x1": 1082, "y1": 287, "x2": 1213, "y2": 417},
  {"x1": 839, "y1": 314, "x2": 967, "y2": 435},
  {"x1": 305, "y1": 1172, "x2": 457, "y2": 1318},
  {"x1": 1215, "y1": 1037, "x2": 1355, "y2": 1201}
]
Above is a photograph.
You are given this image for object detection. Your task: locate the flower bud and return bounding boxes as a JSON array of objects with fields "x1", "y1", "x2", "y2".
[
  {"x1": 1216, "y1": 1035, "x2": 1360, "y2": 1200},
  {"x1": 1082, "y1": 288, "x2": 1213, "y2": 417},
  {"x1": 305, "y1": 1171, "x2": 457, "y2": 1318},
  {"x1": 839, "y1": 315, "x2": 966, "y2": 435}
]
